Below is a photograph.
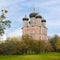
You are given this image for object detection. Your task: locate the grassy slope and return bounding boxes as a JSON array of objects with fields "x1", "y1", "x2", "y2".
[{"x1": 0, "y1": 53, "x2": 60, "y2": 60}]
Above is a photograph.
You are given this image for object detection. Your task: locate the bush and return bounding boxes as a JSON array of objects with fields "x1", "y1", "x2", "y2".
[{"x1": 0, "y1": 35, "x2": 54, "y2": 55}]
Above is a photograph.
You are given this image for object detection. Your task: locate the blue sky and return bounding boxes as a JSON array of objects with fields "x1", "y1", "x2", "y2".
[{"x1": 0, "y1": 0, "x2": 60, "y2": 39}]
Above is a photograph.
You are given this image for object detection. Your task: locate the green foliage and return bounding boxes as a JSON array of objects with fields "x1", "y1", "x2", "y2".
[
  {"x1": 0, "y1": 10, "x2": 11, "y2": 36},
  {"x1": 55, "y1": 39, "x2": 60, "y2": 51},
  {"x1": 49, "y1": 35, "x2": 60, "y2": 52},
  {"x1": 0, "y1": 34, "x2": 60, "y2": 55},
  {"x1": 0, "y1": 35, "x2": 53, "y2": 55}
]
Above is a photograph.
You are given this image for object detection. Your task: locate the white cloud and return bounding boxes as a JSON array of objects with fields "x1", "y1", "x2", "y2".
[
  {"x1": 0, "y1": 0, "x2": 60, "y2": 37},
  {"x1": 7, "y1": 29, "x2": 22, "y2": 37},
  {"x1": 21, "y1": 0, "x2": 60, "y2": 8},
  {"x1": 0, "y1": 29, "x2": 22, "y2": 41},
  {"x1": 0, "y1": 0, "x2": 25, "y2": 10},
  {"x1": 0, "y1": 35, "x2": 6, "y2": 41},
  {"x1": 47, "y1": 20, "x2": 60, "y2": 27}
]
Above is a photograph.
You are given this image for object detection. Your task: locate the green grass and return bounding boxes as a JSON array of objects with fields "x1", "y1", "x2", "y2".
[{"x1": 0, "y1": 53, "x2": 60, "y2": 60}]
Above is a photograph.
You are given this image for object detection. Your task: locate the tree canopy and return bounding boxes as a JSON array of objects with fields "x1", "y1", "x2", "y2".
[{"x1": 0, "y1": 10, "x2": 11, "y2": 37}]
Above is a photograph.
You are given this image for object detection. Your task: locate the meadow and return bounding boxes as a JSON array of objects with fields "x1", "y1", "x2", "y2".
[{"x1": 0, "y1": 53, "x2": 60, "y2": 60}]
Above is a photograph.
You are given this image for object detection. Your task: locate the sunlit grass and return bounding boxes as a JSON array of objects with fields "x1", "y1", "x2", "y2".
[{"x1": 0, "y1": 53, "x2": 60, "y2": 60}]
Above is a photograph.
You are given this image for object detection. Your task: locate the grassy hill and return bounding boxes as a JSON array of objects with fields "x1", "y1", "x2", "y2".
[{"x1": 0, "y1": 53, "x2": 60, "y2": 60}]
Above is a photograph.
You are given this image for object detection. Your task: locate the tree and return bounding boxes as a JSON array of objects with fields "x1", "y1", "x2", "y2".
[
  {"x1": 22, "y1": 35, "x2": 33, "y2": 54},
  {"x1": 0, "y1": 9, "x2": 11, "y2": 39},
  {"x1": 49, "y1": 35, "x2": 59, "y2": 51},
  {"x1": 55, "y1": 38, "x2": 60, "y2": 52}
]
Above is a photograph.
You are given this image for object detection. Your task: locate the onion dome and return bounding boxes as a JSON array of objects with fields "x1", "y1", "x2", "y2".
[
  {"x1": 41, "y1": 18, "x2": 46, "y2": 22},
  {"x1": 22, "y1": 15, "x2": 29, "y2": 21},
  {"x1": 29, "y1": 11, "x2": 38, "y2": 18},
  {"x1": 1, "y1": 9, "x2": 8, "y2": 13},
  {"x1": 36, "y1": 14, "x2": 42, "y2": 18},
  {"x1": 29, "y1": 8, "x2": 38, "y2": 18}
]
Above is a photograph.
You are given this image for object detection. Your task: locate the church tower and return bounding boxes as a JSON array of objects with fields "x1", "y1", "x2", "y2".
[
  {"x1": 22, "y1": 15, "x2": 29, "y2": 27},
  {"x1": 35, "y1": 13, "x2": 42, "y2": 26},
  {"x1": 29, "y1": 9, "x2": 38, "y2": 26},
  {"x1": 22, "y1": 10, "x2": 47, "y2": 40}
]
